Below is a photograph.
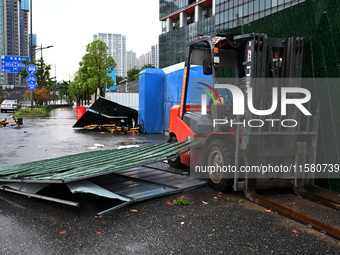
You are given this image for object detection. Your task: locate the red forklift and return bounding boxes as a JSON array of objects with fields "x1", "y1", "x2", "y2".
[
  {"x1": 168, "y1": 33, "x2": 320, "y2": 197},
  {"x1": 167, "y1": 34, "x2": 340, "y2": 239}
]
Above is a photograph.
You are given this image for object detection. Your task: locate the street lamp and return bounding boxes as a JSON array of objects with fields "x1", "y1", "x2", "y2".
[
  {"x1": 35, "y1": 44, "x2": 54, "y2": 60},
  {"x1": 30, "y1": 0, "x2": 33, "y2": 109},
  {"x1": 29, "y1": 44, "x2": 54, "y2": 107}
]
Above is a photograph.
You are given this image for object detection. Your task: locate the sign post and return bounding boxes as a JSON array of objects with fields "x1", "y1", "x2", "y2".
[{"x1": 26, "y1": 65, "x2": 38, "y2": 104}]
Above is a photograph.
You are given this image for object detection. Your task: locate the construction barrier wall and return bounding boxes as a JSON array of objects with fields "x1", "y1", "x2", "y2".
[
  {"x1": 224, "y1": 0, "x2": 340, "y2": 191},
  {"x1": 105, "y1": 92, "x2": 139, "y2": 110},
  {"x1": 164, "y1": 66, "x2": 212, "y2": 130}
]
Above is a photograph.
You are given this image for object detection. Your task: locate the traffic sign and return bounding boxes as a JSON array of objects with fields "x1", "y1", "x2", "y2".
[
  {"x1": 26, "y1": 74, "x2": 37, "y2": 85},
  {"x1": 1, "y1": 55, "x2": 30, "y2": 73},
  {"x1": 28, "y1": 84, "x2": 36, "y2": 90},
  {"x1": 26, "y1": 64, "x2": 37, "y2": 74}
]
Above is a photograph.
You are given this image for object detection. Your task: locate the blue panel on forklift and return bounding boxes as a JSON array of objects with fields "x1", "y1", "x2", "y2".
[{"x1": 139, "y1": 68, "x2": 165, "y2": 134}]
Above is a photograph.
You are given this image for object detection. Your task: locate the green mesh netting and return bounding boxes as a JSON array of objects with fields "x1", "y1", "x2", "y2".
[{"x1": 223, "y1": 0, "x2": 340, "y2": 191}]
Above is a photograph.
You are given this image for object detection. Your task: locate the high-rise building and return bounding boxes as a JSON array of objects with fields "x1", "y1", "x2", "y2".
[
  {"x1": 127, "y1": 50, "x2": 136, "y2": 71},
  {"x1": 1, "y1": 0, "x2": 30, "y2": 99},
  {"x1": 159, "y1": 0, "x2": 305, "y2": 68},
  {"x1": 0, "y1": 0, "x2": 7, "y2": 87},
  {"x1": 135, "y1": 45, "x2": 159, "y2": 70},
  {"x1": 151, "y1": 44, "x2": 159, "y2": 68},
  {"x1": 93, "y1": 33, "x2": 127, "y2": 77}
]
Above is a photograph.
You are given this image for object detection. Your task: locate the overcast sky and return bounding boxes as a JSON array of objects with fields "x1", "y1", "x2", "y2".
[{"x1": 32, "y1": 0, "x2": 161, "y2": 81}]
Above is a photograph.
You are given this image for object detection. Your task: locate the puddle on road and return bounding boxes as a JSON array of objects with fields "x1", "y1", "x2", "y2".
[{"x1": 1, "y1": 107, "x2": 168, "y2": 166}]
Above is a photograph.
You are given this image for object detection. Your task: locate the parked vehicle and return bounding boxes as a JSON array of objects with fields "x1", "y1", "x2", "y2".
[{"x1": 0, "y1": 99, "x2": 21, "y2": 113}]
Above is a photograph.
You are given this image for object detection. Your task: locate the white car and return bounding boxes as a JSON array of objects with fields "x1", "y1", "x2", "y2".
[{"x1": 1, "y1": 99, "x2": 21, "y2": 113}]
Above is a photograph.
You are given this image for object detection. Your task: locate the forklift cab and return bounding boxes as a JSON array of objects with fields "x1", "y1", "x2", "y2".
[{"x1": 180, "y1": 34, "x2": 245, "y2": 136}]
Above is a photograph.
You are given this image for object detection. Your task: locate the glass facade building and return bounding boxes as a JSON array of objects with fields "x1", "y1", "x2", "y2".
[
  {"x1": 159, "y1": 0, "x2": 305, "y2": 68},
  {"x1": 215, "y1": 0, "x2": 304, "y2": 31}
]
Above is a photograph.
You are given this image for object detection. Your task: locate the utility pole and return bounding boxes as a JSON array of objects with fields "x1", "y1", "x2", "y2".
[{"x1": 30, "y1": 0, "x2": 33, "y2": 109}]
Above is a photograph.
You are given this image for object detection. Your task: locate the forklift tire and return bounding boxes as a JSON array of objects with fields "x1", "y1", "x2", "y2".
[
  {"x1": 167, "y1": 136, "x2": 184, "y2": 168},
  {"x1": 206, "y1": 139, "x2": 235, "y2": 192}
]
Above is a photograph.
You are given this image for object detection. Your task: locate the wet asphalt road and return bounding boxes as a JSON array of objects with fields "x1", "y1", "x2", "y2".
[{"x1": 0, "y1": 107, "x2": 339, "y2": 255}]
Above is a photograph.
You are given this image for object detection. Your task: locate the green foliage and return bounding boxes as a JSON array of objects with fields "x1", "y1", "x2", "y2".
[
  {"x1": 69, "y1": 40, "x2": 116, "y2": 99},
  {"x1": 15, "y1": 107, "x2": 49, "y2": 117},
  {"x1": 172, "y1": 197, "x2": 191, "y2": 205},
  {"x1": 15, "y1": 104, "x2": 73, "y2": 117},
  {"x1": 57, "y1": 80, "x2": 71, "y2": 102},
  {"x1": 20, "y1": 59, "x2": 54, "y2": 90},
  {"x1": 126, "y1": 64, "x2": 155, "y2": 81},
  {"x1": 127, "y1": 67, "x2": 140, "y2": 81},
  {"x1": 116, "y1": 76, "x2": 124, "y2": 84}
]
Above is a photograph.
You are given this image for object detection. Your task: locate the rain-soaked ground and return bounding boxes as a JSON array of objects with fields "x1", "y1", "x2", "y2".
[
  {"x1": 0, "y1": 107, "x2": 340, "y2": 254},
  {"x1": 0, "y1": 107, "x2": 167, "y2": 166}
]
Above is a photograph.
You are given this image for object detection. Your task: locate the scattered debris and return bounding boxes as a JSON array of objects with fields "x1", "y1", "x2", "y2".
[
  {"x1": 202, "y1": 201, "x2": 208, "y2": 205},
  {"x1": 73, "y1": 97, "x2": 142, "y2": 133},
  {"x1": 129, "y1": 209, "x2": 138, "y2": 212},
  {"x1": 60, "y1": 231, "x2": 67, "y2": 235},
  {"x1": 118, "y1": 145, "x2": 140, "y2": 149},
  {"x1": 0, "y1": 116, "x2": 22, "y2": 127},
  {"x1": 94, "y1": 143, "x2": 104, "y2": 148},
  {"x1": 293, "y1": 229, "x2": 299, "y2": 236},
  {"x1": 172, "y1": 197, "x2": 191, "y2": 205}
]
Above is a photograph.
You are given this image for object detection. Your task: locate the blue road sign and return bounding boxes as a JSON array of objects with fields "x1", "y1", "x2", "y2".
[
  {"x1": 27, "y1": 64, "x2": 37, "y2": 74},
  {"x1": 26, "y1": 74, "x2": 37, "y2": 85},
  {"x1": 28, "y1": 84, "x2": 36, "y2": 90},
  {"x1": 1, "y1": 55, "x2": 30, "y2": 73}
]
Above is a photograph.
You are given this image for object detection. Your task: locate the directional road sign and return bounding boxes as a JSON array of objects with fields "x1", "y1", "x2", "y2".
[
  {"x1": 26, "y1": 64, "x2": 37, "y2": 74},
  {"x1": 28, "y1": 84, "x2": 36, "y2": 90},
  {"x1": 1, "y1": 55, "x2": 30, "y2": 73},
  {"x1": 26, "y1": 74, "x2": 37, "y2": 85}
]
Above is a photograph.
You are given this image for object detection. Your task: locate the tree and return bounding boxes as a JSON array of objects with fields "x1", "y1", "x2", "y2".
[
  {"x1": 58, "y1": 80, "x2": 70, "y2": 104},
  {"x1": 69, "y1": 40, "x2": 116, "y2": 105},
  {"x1": 116, "y1": 76, "x2": 124, "y2": 84},
  {"x1": 126, "y1": 64, "x2": 155, "y2": 81},
  {"x1": 20, "y1": 59, "x2": 54, "y2": 90},
  {"x1": 20, "y1": 59, "x2": 54, "y2": 105},
  {"x1": 127, "y1": 67, "x2": 140, "y2": 81},
  {"x1": 140, "y1": 64, "x2": 155, "y2": 70},
  {"x1": 24, "y1": 87, "x2": 50, "y2": 105},
  {"x1": 81, "y1": 40, "x2": 116, "y2": 97}
]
